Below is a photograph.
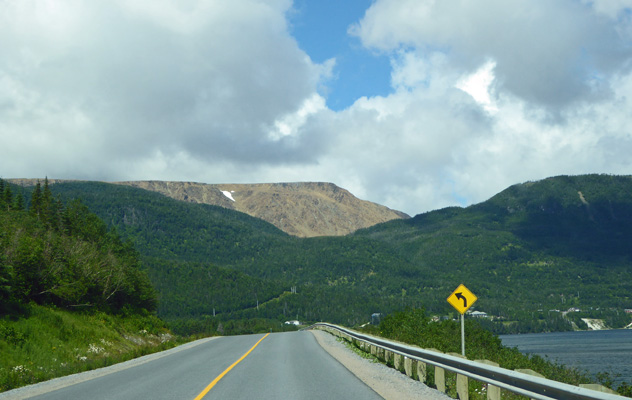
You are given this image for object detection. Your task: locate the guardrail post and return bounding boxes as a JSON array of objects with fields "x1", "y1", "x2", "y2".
[
  {"x1": 428, "y1": 348, "x2": 446, "y2": 393},
  {"x1": 385, "y1": 350, "x2": 394, "y2": 367},
  {"x1": 404, "y1": 356, "x2": 414, "y2": 378},
  {"x1": 394, "y1": 353, "x2": 403, "y2": 372},
  {"x1": 474, "y1": 360, "x2": 501, "y2": 400},
  {"x1": 376, "y1": 346, "x2": 385, "y2": 362},
  {"x1": 449, "y1": 352, "x2": 468, "y2": 400},
  {"x1": 417, "y1": 359, "x2": 427, "y2": 384}
]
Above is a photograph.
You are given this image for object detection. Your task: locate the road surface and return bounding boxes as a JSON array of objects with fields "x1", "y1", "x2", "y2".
[{"x1": 2, "y1": 331, "x2": 385, "y2": 400}]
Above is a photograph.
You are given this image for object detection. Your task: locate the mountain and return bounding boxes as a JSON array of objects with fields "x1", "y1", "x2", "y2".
[
  {"x1": 9, "y1": 179, "x2": 408, "y2": 237},
  {"x1": 114, "y1": 181, "x2": 409, "y2": 237},
  {"x1": 351, "y1": 174, "x2": 632, "y2": 329},
  {"x1": 7, "y1": 175, "x2": 632, "y2": 334}
]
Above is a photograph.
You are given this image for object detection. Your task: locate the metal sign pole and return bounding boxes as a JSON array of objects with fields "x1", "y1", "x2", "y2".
[
  {"x1": 447, "y1": 284, "x2": 477, "y2": 358},
  {"x1": 461, "y1": 313, "x2": 465, "y2": 356}
]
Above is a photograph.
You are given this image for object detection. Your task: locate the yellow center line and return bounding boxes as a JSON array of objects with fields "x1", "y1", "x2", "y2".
[{"x1": 193, "y1": 333, "x2": 270, "y2": 400}]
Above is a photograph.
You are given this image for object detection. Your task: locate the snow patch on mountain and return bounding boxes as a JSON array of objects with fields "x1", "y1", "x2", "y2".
[{"x1": 221, "y1": 190, "x2": 236, "y2": 202}]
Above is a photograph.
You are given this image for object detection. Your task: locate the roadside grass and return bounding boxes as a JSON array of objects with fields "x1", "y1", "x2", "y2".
[
  {"x1": 0, "y1": 304, "x2": 187, "y2": 393},
  {"x1": 338, "y1": 337, "x2": 380, "y2": 363}
]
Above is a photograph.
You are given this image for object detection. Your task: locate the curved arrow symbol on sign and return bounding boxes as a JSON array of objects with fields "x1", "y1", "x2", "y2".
[{"x1": 455, "y1": 292, "x2": 467, "y2": 308}]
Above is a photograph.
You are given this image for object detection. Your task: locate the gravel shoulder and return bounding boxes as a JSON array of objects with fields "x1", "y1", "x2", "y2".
[{"x1": 310, "y1": 330, "x2": 452, "y2": 400}]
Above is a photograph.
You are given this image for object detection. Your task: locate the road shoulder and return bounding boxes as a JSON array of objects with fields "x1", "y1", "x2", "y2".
[{"x1": 310, "y1": 330, "x2": 451, "y2": 400}]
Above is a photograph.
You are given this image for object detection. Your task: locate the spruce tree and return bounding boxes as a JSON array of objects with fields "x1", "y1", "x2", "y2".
[
  {"x1": 3, "y1": 184, "x2": 13, "y2": 211},
  {"x1": 48, "y1": 196, "x2": 64, "y2": 230},
  {"x1": 40, "y1": 178, "x2": 61, "y2": 228},
  {"x1": 14, "y1": 192, "x2": 25, "y2": 211},
  {"x1": 30, "y1": 180, "x2": 42, "y2": 217},
  {"x1": 42, "y1": 177, "x2": 52, "y2": 218}
]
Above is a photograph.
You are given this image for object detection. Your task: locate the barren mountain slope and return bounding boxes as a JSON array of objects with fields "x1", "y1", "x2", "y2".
[{"x1": 116, "y1": 181, "x2": 409, "y2": 237}]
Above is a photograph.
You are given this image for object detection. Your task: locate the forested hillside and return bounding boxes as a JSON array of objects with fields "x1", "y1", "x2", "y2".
[
  {"x1": 0, "y1": 179, "x2": 173, "y2": 392},
  {"x1": 16, "y1": 174, "x2": 632, "y2": 334},
  {"x1": 42, "y1": 181, "x2": 410, "y2": 331},
  {"x1": 0, "y1": 179, "x2": 156, "y2": 314},
  {"x1": 353, "y1": 174, "x2": 632, "y2": 331}
]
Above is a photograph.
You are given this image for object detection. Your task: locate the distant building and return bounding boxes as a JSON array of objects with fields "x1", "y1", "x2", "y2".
[
  {"x1": 468, "y1": 311, "x2": 488, "y2": 318},
  {"x1": 625, "y1": 309, "x2": 632, "y2": 314},
  {"x1": 371, "y1": 313, "x2": 382, "y2": 325}
]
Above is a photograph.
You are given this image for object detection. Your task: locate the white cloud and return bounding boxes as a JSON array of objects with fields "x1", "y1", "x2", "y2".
[
  {"x1": 269, "y1": 93, "x2": 327, "y2": 141},
  {"x1": 456, "y1": 60, "x2": 498, "y2": 113},
  {"x1": 0, "y1": 0, "x2": 331, "y2": 171},
  {"x1": 2, "y1": 0, "x2": 632, "y2": 217},
  {"x1": 317, "y1": 0, "x2": 632, "y2": 215},
  {"x1": 351, "y1": 0, "x2": 632, "y2": 109}
]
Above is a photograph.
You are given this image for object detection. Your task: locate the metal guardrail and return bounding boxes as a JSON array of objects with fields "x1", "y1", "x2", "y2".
[{"x1": 309, "y1": 322, "x2": 625, "y2": 400}]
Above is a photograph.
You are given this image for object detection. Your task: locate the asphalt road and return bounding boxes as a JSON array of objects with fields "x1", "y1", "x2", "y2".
[{"x1": 7, "y1": 332, "x2": 384, "y2": 400}]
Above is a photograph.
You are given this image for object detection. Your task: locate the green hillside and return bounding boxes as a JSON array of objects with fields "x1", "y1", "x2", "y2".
[
  {"x1": 40, "y1": 175, "x2": 632, "y2": 333},
  {"x1": 353, "y1": 175, "x2": 632, "y2": 331},
  {"x1": 0, "y1": 179, "x2": 176, "y2": 392}
]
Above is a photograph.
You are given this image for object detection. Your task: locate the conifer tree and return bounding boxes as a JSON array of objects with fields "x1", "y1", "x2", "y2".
[
  {"x1": 14, "y1": 192, "x2": 25, "y2": 211},
  {"x1": 38, "y1": 178, "x2": 62, "y2": 228},
  {"x1": 42, "y1": 177, "x2": 52, "y2": 219},
  {"x1": 30, "y1": 180, "x2": 42, "y2": 217},
  {"x1": 3, "y1": 184, "x2": 13, "y2": 211},
  {"x1": 48, "y1": 196, "x2": 64, "y2": 230}
]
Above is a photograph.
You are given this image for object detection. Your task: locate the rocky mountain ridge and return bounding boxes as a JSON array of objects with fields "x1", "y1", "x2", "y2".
[
  {"x1": 9, "y1": 179, "x2": 409, "y2": 237},
  {"x1": 116, "y1": 181, "x2": 409, "y2": 237}
]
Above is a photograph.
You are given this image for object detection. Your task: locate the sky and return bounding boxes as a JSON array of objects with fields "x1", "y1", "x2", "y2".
[{"x1": 2, "y1": 0, "x2": 632, "y2": 216}]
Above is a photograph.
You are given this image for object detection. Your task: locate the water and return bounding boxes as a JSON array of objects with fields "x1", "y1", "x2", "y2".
[{"x1": 500, "y1": 329, "x2": 632, "y2": 387}]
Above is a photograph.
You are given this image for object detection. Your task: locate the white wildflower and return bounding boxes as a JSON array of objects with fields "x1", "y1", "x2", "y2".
[{"x1": 87, "y1": 343, "x2": 105, "y2": 354}]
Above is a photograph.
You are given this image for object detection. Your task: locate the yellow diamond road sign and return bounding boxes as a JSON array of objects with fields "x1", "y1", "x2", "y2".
[{"x1": 447, "y1": 284, "x2": 477, "y2": 315}]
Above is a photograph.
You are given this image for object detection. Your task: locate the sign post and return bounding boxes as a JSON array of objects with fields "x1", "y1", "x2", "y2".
[{"x1": 447, "y1": 284, "x2": 477, "y2": 357}]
